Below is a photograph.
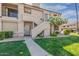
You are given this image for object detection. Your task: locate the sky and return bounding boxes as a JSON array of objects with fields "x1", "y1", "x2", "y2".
[{"x1": 40, "y1": 3, "x2": 79, "y2": 23}]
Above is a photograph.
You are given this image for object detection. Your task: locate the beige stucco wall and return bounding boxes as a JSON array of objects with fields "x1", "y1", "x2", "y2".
[
  {"x1": 3, "y1": 21, "x2": 18, "y2": 32},
  {"x1": 31, "y1": 9, "x2": 43, "y2": 24},
  {"x1": 18, "y1": 4, "x2": 24, "y2": 20},
  {"x1": 23, "y1": 8, "x2": 43, "y2": 25},
  {"x1": 17, "y1": 21, "x2": 24, "y2": 37}
]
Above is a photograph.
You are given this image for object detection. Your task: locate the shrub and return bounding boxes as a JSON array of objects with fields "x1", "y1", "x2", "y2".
[
  {"x1": 55, "y1": 31, "x2": 59, "y2": 34},
  {"x1": 0, "y1": 31, "x2": 13, "y2": 40},
  {"x1": 51, "y1": 32, "x2": 57, "y2": 36},
  {"x1": 9, "y1": 31, "x2": 14, "y2": 38},
  {"x1": 5, "y1": 31, "x2": 13, "y2": 38},
  {"x1": 0, "y1": 32, "x2": 5, "y2": 40},
  {"x1": 63, "y1": 29, "x2": 71, "y2": 35},
  {"x1": 5, "y1": 31, "x2": 9, "y2": 38}
]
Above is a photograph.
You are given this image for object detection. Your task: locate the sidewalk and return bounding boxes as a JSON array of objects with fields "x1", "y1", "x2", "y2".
[
  {"x1": 0, "y1": 37, "x2": 24, "y2": 43},
  {"x1": 25, "y1": 37, "x2": 52, "y2": 56},
  {"x1": 57, "y1": 34, "x2": 70, "y2": 37}
]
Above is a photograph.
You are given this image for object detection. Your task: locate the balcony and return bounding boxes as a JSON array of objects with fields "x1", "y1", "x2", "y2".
[
  {"x1": 2, "y1": 10, "x2": 18, "y2": 22},
  {"x1": 1, "y1": 16, "x2": 18, "y2": 22},
  {"x1": 2, "y1": 8, "x2": 18, "y2": 18},
  {"x1": 1, "y1": 3, "x2": 18, "y2": 21}
]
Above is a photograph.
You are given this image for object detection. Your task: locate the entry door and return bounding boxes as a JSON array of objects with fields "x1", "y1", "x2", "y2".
[{"x1": 24, "y1": 25, "x2": 31, "y2": 36}]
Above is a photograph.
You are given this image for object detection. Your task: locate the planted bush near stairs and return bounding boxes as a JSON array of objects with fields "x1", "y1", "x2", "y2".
[
  {"x1": 63, "y1": 29, "x2": 71, "y2": 35},
  {"x1": 0, "y1": 31, "x2": 14, "y2": 40}
]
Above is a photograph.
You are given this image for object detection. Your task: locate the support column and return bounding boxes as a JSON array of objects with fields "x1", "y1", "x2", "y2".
[
  {"x1": 17, "y1": 3, "x2": 24, "y2": 37},
  {"x1": 0, "y1": 3, "x2": 2, "y2": 31}
]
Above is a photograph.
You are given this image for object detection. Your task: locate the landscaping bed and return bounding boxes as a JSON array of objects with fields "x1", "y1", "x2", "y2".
[
  {"x1": 35, "y1": 36, "x2": 79, "y2": 56},
  {"x1": 0, "y1": 40, "x2": 30, "y2": 56}
]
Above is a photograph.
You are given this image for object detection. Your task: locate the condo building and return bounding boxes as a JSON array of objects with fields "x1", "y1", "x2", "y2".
[
  {"x1": 59, "y1": 22, "x2": 79, "y2": 32},
  {"x1": 0, "y1": 3, "x2": 50, "y2": 37},
  {"x1": 0, "y1": 3, "x2": 60, "y2": 38}
]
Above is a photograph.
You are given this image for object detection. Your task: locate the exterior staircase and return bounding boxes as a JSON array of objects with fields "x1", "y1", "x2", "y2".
[{"x1": 31, "y1": 21, "x2": 50, "y2": 38}]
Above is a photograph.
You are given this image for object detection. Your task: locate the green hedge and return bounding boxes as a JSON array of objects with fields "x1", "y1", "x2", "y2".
[
  {"x1": 0, "y1": 32, "x2": 5, "y2": 40},
  {"x1": 0, "y1": 31, "x2": 14, "y2": 40},
  {"x1": 63, "y1": 29, "x2": 71, "y2": 35}
]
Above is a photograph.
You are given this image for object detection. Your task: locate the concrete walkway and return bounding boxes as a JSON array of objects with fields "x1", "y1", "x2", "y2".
[
  {"x1": 57, "y1": 34, "x2": 70, "y2": 37},
  {"x1": 25, "y1": 37, "x2": 52, "y2": 56},
  {"x1": 0, "y1": 37, "x2": 24, "y2": 43}
]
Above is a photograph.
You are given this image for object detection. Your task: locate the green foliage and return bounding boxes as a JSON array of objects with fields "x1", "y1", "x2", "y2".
[
  {"x1": 5, "y1": 31, "x2": 14, "y2": 38},
  {"x1": 63, "y1": 29, "x2": 71, "y2": 35},
  {"x1": 0, "y1": 32, "x2": 5, "y2": 40},
  {"x1": 51, "y1": 32, "x2": 57, "y2": 36},
  {"x1": 70, "y1": 33, "x2": 79, "y2": 36},
  {"x1": 49, "y1": 16, "x2": 67, "y2": 27},
  {"x1": 49, "y1": 16, "x2": 67, "y2": 32},
  {"x1": 0, "y1": 31, "x2": 14, "y2": 40}
]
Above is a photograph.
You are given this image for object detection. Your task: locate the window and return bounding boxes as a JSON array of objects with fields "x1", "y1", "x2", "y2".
[
  {"x1": 8, "y1": 8, "x2": 18, "y2": 18},
  {"x1": 2, "y1": 7, "x2": 18, "y2": 18},
  {"x1": 24, "y1": 7, "x2": 31, "y2": 14}
]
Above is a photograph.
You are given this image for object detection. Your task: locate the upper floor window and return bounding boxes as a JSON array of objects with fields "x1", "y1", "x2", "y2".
[
  {"x1": 2, "y1": 7, "x2": 18, "y2": 18},
  {"x1": 8, "y1": 8, "x2": 18, "y2": 18},
  {"x1": 24, "y1": 7, "x2": 31, "y2": 14}
]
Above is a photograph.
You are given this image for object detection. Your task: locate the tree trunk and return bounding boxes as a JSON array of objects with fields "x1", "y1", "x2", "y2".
[{"x1": 50, "y1": 24, "x2": 52, "y2": 35}]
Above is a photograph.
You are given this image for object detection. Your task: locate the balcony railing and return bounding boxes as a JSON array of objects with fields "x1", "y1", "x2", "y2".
[{"x1": 2, "y1": 12, "x2": 18, "y2": 18}]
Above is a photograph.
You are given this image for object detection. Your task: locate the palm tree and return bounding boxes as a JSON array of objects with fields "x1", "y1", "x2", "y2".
[
  {"x1": 75, "y1": 3, "x2": 79, "y2": 33},
  {"x1": 49, "y1": 16, "x2": 67, "y2": 34}
]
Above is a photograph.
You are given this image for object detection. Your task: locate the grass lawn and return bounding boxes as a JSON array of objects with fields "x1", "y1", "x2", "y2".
[
  {"x1": 70, "y1": 33, "x2": 79, "y2": 36},
  {"x1": 35, "y1": 36, "x2": 79, "y2": 56},
  {"x1": 0, "y1": 40, "x2": 30, "y2": 56}
]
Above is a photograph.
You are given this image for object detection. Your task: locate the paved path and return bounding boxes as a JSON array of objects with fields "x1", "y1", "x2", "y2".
[
  {"x1": 57, "y1": 34, "x2": 70, "y2": 37},
  {"x1": 0, "y1": 37, "x2": 24, "y2": 43},
  {"x1": 25, "y1": 37, "x2": 52, "y2": 56}
]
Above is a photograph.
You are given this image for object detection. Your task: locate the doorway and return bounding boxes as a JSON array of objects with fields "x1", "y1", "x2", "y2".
[{"x1": 24, "y1": 22, "x2": 32, "y2": 36}]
